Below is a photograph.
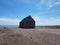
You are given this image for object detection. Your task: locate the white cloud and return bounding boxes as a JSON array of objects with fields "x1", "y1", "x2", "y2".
[
  {"x1": 36, "y1": 0, "x2": 60, "y2": 9},
  {"x1": 42, "y1": 18, "x2": 60, "y2": 25},
  {"x1": 48, "y1": 0, "x2": 60, "y2": 9},
  {"x1": 33, "y1": 16, "x2": 60, "y2": 26},
  {"x1": 0, "y1": 17, "x2": 60, "y2": 26},
  {"x1": 55, "y1": 2, "x2": 60, "y2": 4},
  {"x1": 36, "y1": 0, "x2": 52, "y2": 9},
  {"x1": 49, "y1": 4, "x2": 53, "y2": 9},
  {"x1": 0, "y1": 18, "x2": 20, "y2": 25}
]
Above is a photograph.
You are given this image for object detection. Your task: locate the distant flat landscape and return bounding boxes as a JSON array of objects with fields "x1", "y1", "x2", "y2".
[
  {"x1": 0, "y1": 27, "x2": 60, "y2": 45},
  {"x1": 0, "y1": 25, "x2": 18, "y2": 28}
]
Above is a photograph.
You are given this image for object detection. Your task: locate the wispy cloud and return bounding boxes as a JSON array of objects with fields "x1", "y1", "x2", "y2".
[
  {"x1": 49, "y1": 1, "x2": 60, "y2": 9},
  {"x1": 36, "y1": 0, "x2": 60, "y2": 9},
  {"x1": 49, "y1": 4, "x2": 53, "y2": 9},
  {"x1": 55, "y1": 2, "x2": 60, "y2": 5}
]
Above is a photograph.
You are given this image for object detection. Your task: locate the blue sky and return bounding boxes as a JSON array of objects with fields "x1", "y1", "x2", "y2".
[{"x1": 0, "y1": 0, "x2": 60, "y2": 25}]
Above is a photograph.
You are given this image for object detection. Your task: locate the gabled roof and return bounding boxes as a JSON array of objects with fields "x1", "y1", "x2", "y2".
[{"x1": 20, "y1": 15, "x2": 35, "y2": 23}]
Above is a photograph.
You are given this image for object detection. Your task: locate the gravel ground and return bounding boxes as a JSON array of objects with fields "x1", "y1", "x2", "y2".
[{"x1": 0, "y1": 28, "x2": 60, "y2": 45}]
